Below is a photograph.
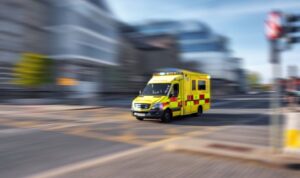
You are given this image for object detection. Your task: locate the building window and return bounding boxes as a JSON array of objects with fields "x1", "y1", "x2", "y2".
[
  {"x1": 192, "y1": 80, "x2": 196, "y2": 90},
  {"x1": 179, "y1": 32, "x2": 209, "y2": 40},
  {"x1": 181, "y1": 43, "x2": 223, "y2": 52},
  {"x1": 198, "y1": 80, "x2": 206, "y2": 90}
]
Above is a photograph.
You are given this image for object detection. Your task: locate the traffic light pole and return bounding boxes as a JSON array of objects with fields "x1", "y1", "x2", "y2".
[
  {"x1": 270, "y1": 40, "x2": 282, "y2": 153},
  {"x1": 266, "y1": 11, "x2": 300, "y2": 153}
]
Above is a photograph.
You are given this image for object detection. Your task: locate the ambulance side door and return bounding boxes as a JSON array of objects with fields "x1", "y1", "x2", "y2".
[
  {"x1": 190, "y1": 76, "x2": 198, "y2": 113},
  {"x1": 183, "y1": 75, "x2": 192, "y2": 115},
  {"x1": 179, "y1": 79, "x2": 185, "y2": 115},
  {"x1": 198, "y1": 78, "x2": 210, "y2": 111},
  {"x1": 169, "y1": 82, "x2": 182, "y2": 117}
]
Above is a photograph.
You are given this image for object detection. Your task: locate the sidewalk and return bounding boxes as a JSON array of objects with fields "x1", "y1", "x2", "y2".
[
  {"x1": 165, "y1": 138, "x2": 300, "y2": 166},
  {"x1": 164, "y1": 125, "x2": 300, "y2": 168},
  {"x1": 0, "y1": 94, "x2": 135, "y2": 107},
  {"x1": 0, "y1": 95, "x2": 134, "y2": 113},
  {"x1": 0, "y1": 93, "x2": 247, "y2": 107}
]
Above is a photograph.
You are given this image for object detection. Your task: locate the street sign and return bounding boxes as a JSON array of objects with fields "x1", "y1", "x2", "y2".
[{"x1": 265, "y1": 11, "x2": 283, "y2": 40}]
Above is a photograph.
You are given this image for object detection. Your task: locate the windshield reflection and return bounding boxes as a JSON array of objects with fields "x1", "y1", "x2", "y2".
[{"x1": 141, "y1": 83, "x2": 171, "y2": 96}]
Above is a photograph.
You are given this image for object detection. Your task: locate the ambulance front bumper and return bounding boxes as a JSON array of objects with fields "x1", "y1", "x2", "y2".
[{"x1": 131, "y1": 109, "x2": 163, "y2": 118}]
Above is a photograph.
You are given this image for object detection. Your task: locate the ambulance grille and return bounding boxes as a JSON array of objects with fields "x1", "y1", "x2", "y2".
[{"x1": 135, "y1": 103, "x2": 150, "y2": 109}]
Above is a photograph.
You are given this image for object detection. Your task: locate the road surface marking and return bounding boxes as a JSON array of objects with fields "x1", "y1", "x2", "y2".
[
  {"x1": 25, "y1": 125, "x2": 229, "y2": 178},
  {"x1": 0, "y1": 128, "x2": 38, "y2": 136}
]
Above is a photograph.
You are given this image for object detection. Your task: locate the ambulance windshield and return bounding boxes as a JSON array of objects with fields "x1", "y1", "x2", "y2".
[{"x1": 141, "y1": 83, "x2": 171, "y2": 96}]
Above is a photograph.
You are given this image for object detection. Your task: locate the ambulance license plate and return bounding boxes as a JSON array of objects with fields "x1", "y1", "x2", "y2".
[{"x1": 134, "y1": 113, "x2": 145, "y2": 117}]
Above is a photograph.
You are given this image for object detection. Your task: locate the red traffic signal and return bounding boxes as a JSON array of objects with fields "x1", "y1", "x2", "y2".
[{"x1": 265, "y1": 11, "x2": 283, "y2": 40}]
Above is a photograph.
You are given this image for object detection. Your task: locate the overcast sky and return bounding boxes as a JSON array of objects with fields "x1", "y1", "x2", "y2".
[{"x1": 107, "y1": 0, "x2": 300, "y2": 83}]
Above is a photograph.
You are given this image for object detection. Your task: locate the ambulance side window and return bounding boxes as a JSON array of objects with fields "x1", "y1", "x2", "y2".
[
  {"x1": 198, "y1": 80, "x2": 206, "y2": 90},
  {"x1": 172, "y1": 84, "x2": 179, "y2": 97},
  {"x1": 192, "y1": 80, "x2": 196, "y2": 90}
]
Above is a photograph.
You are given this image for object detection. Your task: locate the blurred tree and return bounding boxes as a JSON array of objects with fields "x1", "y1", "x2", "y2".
[
  {"x1": 260, "y1": 84, "x2": 272, "y2": 91},
  {"x1": 13, "y1": 53, "x2": 54, "y2": 87},
  {"x1": 247, "y1": 71, "x2": 261, "y2": 89}
]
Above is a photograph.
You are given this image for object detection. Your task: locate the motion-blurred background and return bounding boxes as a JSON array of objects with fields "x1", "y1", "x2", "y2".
[
  {"x1": 1, "y1": 1, "x2": 300, "y2": 178},
  {"x1": 0, "y1": 0, "x2": 299, "y2": 104}
]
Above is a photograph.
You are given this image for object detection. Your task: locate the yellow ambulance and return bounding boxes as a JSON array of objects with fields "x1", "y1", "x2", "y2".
[{"x1": 131, "y1": 69, "x2": 211, "y2": 122}]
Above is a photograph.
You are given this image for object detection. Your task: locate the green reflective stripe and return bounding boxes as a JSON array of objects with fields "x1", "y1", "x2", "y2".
[
  {"x1": 170, "y1": 102, "x2": 178, "y2": 108},
  {"x1": 194, "y1": 94, "x2": 199, "y2": 100},
  {"x1": 200, "y1": 100, "x2": 205, "y2": 105},
  {"x1": 205, "y1": 93, "x2": 210, "y2": 98}
]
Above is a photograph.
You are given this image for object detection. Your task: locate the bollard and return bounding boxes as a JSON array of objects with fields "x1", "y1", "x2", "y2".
[{"x1": 284, "y1": 111, "x2": 300, "y2": 154}]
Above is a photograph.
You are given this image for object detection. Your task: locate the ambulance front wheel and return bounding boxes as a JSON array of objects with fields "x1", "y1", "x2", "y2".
[
  {"x1": 161, "y1": 109, "x2": 172, "y2": 123},
  {"x1": 136, "y1": 117, "x2": 144, "y2": 121}
]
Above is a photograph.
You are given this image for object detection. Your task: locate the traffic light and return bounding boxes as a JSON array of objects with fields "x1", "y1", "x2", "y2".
[
  {"x1": 286, "y1": 36, "x2": 300, "y2": 44},
  {"x1": 286, "y1": 14, "x2": 300, "y2": 23},
  {"x1": 285, "y1": 26, "x2": 300, "y2": 33},
  {"x1": 284, "y1": 14, "x2": 300, "y2": 44}
]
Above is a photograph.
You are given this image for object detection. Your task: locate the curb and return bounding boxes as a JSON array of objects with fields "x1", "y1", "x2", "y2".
[
  {"x1": 164, "y1": 138, "x2": 300, "y2": 168},
  {"x1": 34, "y1": 105, "x2": 104, "y2": 112}
]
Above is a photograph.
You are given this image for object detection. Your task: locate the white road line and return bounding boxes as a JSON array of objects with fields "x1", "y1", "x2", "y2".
[
  {"x1": 0, "y1": 128, "x2": 38, "y2": 137},
  {"x1": 26, "y1": 147, "x2": 154, "y2": 178}
]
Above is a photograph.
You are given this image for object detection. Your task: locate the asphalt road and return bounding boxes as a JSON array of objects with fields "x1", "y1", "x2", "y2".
[{"x1": 0, "y1": 93, "x2": 297, "y2": 178}]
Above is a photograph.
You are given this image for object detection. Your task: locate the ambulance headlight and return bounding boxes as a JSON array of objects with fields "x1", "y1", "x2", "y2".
[
  {"x1": 131, "y1": 102, "x2": 134, "y2": 110},
  {"x1": 152, "y1": 103, "x2": 163, "y2": 110}
]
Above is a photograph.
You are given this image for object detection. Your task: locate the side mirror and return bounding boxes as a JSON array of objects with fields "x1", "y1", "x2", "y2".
[{"x1": 139, "y1": 90, "x2": 142, "y2": 95}]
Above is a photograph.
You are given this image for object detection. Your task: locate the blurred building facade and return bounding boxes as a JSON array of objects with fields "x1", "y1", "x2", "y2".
[
  {"x1": 230, "y1": 58, "x2": 247, "y2": 93},
  {"x1": 106, "y1": 25, "x2": 182, "y2": 93},
  {"x1": 1, "y1": 1, "x2": 247, "y2": 101},
  {"x1": 129, "y1": 21, "x2": 245, "y2": 95},
  {"x1": 47, "y1": 0, "x2": 120, "y2": 99},
  {"x1": 0, "y1": 0, "x2": 50, "y2": 94},
  {"x1": 0, "y1": 0, "x2": 120, "y2": 100}
]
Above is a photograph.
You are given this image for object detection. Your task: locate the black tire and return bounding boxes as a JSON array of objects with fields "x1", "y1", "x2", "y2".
[
  {"x1": 194, "y1": 106, "x2": 203, "y2": 117},
  {"x1": 136, "y1": 117, "x2": 144, "y2": 121},
  {"x1": 161, "y1": 109, "x2": 172, "y2": 123}
]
